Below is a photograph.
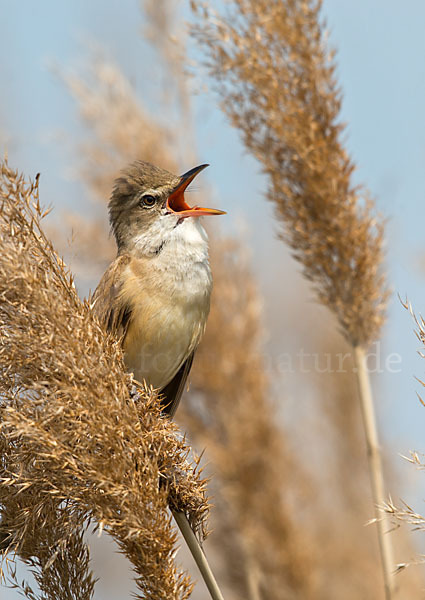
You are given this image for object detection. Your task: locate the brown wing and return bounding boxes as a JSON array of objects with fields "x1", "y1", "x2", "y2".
[
  {"x1": 92, "y1": 254, "x2": 132, "y2": 339},
  {"x1": 160, "y1": 352, "x2": 194, "y2": 418},
  {"x1": 93, "y1": 254, "x2": 192, "y2": 419}
]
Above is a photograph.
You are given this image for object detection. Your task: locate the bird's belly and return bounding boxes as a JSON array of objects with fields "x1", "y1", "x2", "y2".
[
  {"x1": 121, "y1": 221, "x2": 212, "y2": 390},
  {"x1": 123, "y1": 294, "x2": 207, "y2": 389}
]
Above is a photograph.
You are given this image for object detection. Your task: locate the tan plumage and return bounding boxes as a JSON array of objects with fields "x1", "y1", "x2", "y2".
[
  {"x1": 92, "y1": 160, "x2": 224, "y2": 417},
  {"x1": 92, "y1": 254, "x2": 132, "y2": 339}
]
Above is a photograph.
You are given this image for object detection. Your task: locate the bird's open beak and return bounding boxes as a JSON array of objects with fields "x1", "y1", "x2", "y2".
[{"x1": 166, "y1": 164, "x2": 226, "y2": 218}]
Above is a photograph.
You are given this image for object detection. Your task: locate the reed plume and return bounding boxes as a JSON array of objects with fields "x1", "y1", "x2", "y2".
[
  {"x1": 191, "y1": 1, "x2": 392, "y2": 597},
  {"x1": 0, "y1": 160, "x2": 208, "y2": 599},
  {"x1": 190, "y1": 0, "x2": 386, "y2": 346},
  {"x1": 3, "y1": 503, "x2": 95, "y2": 600}
]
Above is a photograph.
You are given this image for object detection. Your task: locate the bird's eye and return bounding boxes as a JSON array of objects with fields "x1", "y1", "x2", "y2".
[{"x1": 139, "y1": 194, "x2": 156, "y2": 208}]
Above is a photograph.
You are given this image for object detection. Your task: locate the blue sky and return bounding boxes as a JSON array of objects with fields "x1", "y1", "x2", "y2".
[{"x1": 2, "y1": 0, "x2": 425, "y2": 596}]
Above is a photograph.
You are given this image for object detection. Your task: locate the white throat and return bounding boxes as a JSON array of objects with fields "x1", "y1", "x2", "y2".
[{"x1": 135, "y1": 216, "x2": 210, "y2": 266}]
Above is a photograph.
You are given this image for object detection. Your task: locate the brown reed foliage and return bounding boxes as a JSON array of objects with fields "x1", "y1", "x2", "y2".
[
  {"x1": 190, "y1": 0, "x2": 387, "y2": 348},
  {"x1": 0, "y1": 161, "x2": 209, "y2": 599},
  {"x1": 3, "y1": 502, "x2": 95, "y2": 600}
]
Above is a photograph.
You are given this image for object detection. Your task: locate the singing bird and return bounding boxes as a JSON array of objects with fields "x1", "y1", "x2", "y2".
[{"x1": 92, "y1": 161, "x2": 225, "y2": 417}]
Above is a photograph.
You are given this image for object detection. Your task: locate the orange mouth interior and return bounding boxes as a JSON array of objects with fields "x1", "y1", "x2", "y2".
[{"x1": 167, "y1": 187, "x2": 192, "y2": 213}]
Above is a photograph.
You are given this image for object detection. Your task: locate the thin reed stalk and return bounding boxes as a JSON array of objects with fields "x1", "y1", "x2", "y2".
[
  {"x1": 353, "y1": 346, "x2": 395, "y2": 599},
  {"x1": 172, "y1": 511, "x2": 225, "y2": 600}
]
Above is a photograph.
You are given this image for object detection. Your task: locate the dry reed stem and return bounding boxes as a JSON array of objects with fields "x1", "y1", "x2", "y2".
[
  {"x1": 190, "y1": 1, "x2": 393, "y2": 597},
  {"x1": 0, "y1": 160, "x2": 209, "y2": 599},
  {"x1": 312, "y1": 336, "x2": 423, "y2": 597},
  {"x1": 172, "y1": 510, "x2": 225, "y2": 600},
  {"x1": 353, "y1": 346, "x2": 395, "y2": 599}
]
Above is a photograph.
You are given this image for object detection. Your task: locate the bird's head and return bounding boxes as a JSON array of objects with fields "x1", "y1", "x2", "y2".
[{"x1": 109, "y1": 161, "x2": 225, "y2": 255}]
